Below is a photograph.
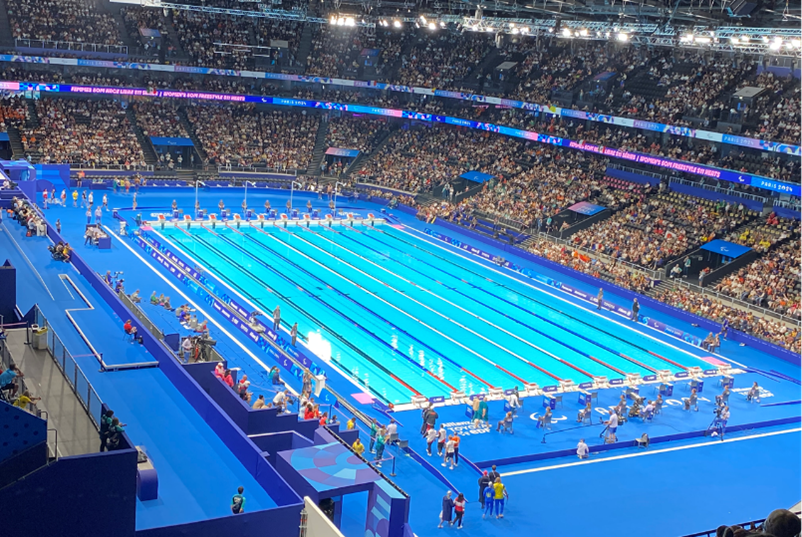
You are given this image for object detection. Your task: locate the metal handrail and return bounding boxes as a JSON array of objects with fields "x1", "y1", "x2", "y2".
[
  {"x1": 35, "y1": 306, "x2": 103, "y2": 429},
  {"x1": 669, "y1": 279, "x2": 800, "y2": 327},
  {"x1": 14, "y1": 38, "x2": 128, "y2": 56},
  {"x1": 681, "y1": 510, "x2": 801, "y2": 537},
  {"x1": 669, "y1": 177, "x2": 768, "y2": 203},
  {"x1": 533, "y1": 231, "x2": 664, "y2": 281}
]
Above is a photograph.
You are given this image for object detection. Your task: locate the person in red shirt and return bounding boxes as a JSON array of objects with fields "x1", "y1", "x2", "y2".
[
  {"x1": 223, "y1": 369, "x2": 234, "y2": 388},
  {"x1": 123, "y1": 319, "x2": 133, "y2": 334}
]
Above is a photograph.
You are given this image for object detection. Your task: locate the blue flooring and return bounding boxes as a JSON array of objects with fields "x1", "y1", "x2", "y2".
[{"x1": 1, "y1": 219, "x2": 278, "y2": 530}]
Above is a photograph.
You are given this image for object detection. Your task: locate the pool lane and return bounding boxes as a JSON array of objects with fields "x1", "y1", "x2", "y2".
[
  {"x1": 239, "y1": 225, "x2": 549, "y2": 389},
  {"x1": 376, "y1": 225, "x2": 713, "y2": 372},
  {"x1": 160, "y1": 226, "x2": 428, "y2": 403},
  {"x1": 302, "y1": 225, "x2": 653, "y2": 379}
]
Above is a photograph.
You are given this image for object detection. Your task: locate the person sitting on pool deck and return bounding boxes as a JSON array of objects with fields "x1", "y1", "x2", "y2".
[
  {"x1": 496, "y1": 411, "x2": 514, "y2": 434},
  {"x1": 150, "y1": 291, "x2": 159, "y2": 305},
  {"x1": 683, "y1": 388, "x2": 699, "y2": 411},
  {"x1": 536, "y1": 407, "x2": 553, "y2": 429},
  {"x1": 747, "y1": 381, "x2": 760, "y2": 403},
  {"x1": 577, "y1": 401, "x2": 592, "y2": 423}
]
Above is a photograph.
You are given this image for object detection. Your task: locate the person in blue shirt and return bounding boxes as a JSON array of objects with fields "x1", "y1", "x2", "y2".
[
  {"x1": 482, "y1": 485, "x2": 495, "y2": 519},
  {"x1": 0, "y1": 366, "x2": 21, "y2": 397}
]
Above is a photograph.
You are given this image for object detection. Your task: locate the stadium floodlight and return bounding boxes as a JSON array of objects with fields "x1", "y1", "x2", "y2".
[
  {"x1": 562, "y1": 28, "x2": 572, "y2": 37},
  {"x1": 769, "y1": 38, "x2": 783, "y2": 50},
  {"x1": 428, "y1": 22, "x2": 437, "y2": 30},
  {"x1": 393, "y1": 20, "x2": 402, "y2": 28},
  {"x1": 694, "y1": 36, "x2": 711, "y2": 44},
  {"x1": 579, "y1": 28, "x2": 588, "y2": 37},
  {"x1": 792, "y1": 38, "x2": 802, "y2": 48},
  {"x1": 616, "y1": 32, "x2": 629, "y2": 42}
]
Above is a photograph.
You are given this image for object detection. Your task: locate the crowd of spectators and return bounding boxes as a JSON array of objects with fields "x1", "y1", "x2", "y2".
[
  {"x1": 325, "y1": 115, "x2": 390, "y2": 154},
  {"x1": 122, "y1": 6, "x2": 172, "y2": 57},
  {"x1": 358, "y1": 125, "x2": 520, "y2": 193},
  {"x1": 186, "y1": 103, "x2": 319, "y2": 170},
  {"x1": 133, "y1": 100, "x2": 188, "y2": 138},
  {"x1": 255, "y1": 19, "x2": 302, "y2": 68},
  {"x1": 713, "y1": 239, "x2": 800, "y2": 318},
  {"x1": 306, "y1": 26, "x2": 374, "y2": 78},
  {"x1": 528, "y1": 237, "x2": 655, "y2": 294},
  {"x1": 0, "y1": 97, "x2": 27, "y2": 131},
  {"x1": 20, "y1": 98, "x2": 145, "y2": 168},
  {"x1": 570, "y1": 192, "x2": 752, "y2": 269},
  {"x1": 653, "y1": 283, "x2": 800, "y2": 352},
  {"x1": 743, "y1": 83, "x2": 801, "y2": 145},
  {"x1": 7, "y1": 0, "x2": 124, "y2": 45},
  {"x1": 172, "y1": 11, "x2": 252, "y2": 69},
  {"x1": 396, "y1": 33, "x2": 493, "y2": 90}
]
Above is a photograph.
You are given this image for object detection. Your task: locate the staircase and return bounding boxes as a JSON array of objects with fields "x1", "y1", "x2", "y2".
[
  {"x1": 645, "y1": 280, "x2": 673, "y2": 299},
  {"x1": 125, "y1": 107, "x2": 158, "y2": 167},
  {"x1": 7, "y1": 126, "x2": 24, "y2": 160},
  {"x1": 0, "y1": 0, "x2": 13, "y2": 48},
  {"x1": 176, "y1": 107, "x2": 207, "y2": 165},
  {"x1": 344, "y1": 124, "x2": 398, "y2": 179},
  {"x1": 21, "y1": 101, "x2": 42, "y2": 162},
  {"x1": 100, "y1": 0, "x2": 136, "y2": 50},
  {"x1": 306, "y1": 116, "x2": 329, "y2": 177},
  {"x1": 296, "y1": 24, "x2": 314, "y2": 71},
  {"x1": 165, "y1": 10, "x2": 190, "y2": 60}
]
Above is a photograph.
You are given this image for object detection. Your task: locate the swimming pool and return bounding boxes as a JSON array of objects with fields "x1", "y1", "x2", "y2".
[{"x1": 157, "y1": 222, "x2": 714, "y2": 404}]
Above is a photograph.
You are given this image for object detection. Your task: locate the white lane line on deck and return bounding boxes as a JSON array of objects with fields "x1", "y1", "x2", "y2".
[
  {"x1": 103, "y1": 225, "x2": 298, "y2": 397},
  {"x1": 501, "y1": 427, "x2": 801, "y2": 476}
]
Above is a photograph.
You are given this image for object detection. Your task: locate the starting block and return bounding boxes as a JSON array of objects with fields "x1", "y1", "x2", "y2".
[
  {"x1": 157, "y1": 214, "x2": 167, "y2": 229},
  {"x1": 411, "y1": 395, "x2": 429, "y2": 408},
  {"x1": 208, "y1": 213, "x2": 218, "y2": 228},
  {"x1": 232, "y1": 213, "x2": 242, "y2": 228},
  {"x1": 658, "y1": 383, "x2": 674, "y2": 397}
]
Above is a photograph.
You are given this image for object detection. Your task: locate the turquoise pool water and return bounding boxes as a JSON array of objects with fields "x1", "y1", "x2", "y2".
[{"x1": 159, "y1": 223, "x2": 713, "y2": 405}]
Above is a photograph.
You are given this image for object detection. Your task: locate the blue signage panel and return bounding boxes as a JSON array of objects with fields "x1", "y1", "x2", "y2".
[
  {"x1": 700, "y1": 240, "x2": 752, "y2": 258},
  {"x1": 459, "y1": 171, "x2": 494, "y2": 183},
  {"x1": 150, "y1": 136, "x2": 194, "y2": 146}
]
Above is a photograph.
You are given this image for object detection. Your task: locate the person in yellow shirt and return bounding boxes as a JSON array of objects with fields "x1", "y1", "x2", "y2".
[
  {"x1": 346, "y1": 417, "x2": 356, "y2": 430},
  {"x1": 13, "y1": 391, "x2": 40, "y2": 412},
  {"x1": 71, "y1": 190, "x2": 78, "y2": 207},
  {"x1": 352, "y1": 437, "x2": 365, "y2": 456},
  {"x1": 492, "y1": 477, "x2": 509, "y2": 519}
]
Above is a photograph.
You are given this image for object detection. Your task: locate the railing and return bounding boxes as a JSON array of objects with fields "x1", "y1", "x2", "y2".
[
  {"x1": 669, "y1": 177, "x2": 769, "y2": 204},
  {"x1": 217, "y1": 164, "x2": 299, "y2": 175},
  {"x1": 532, "y1": 231, "x2": 665, "y2": 281},
  {"x1": 475, "y1": 211, "x2": 528, "y2": 232},
  {"x1": 681, "y1": 510, "x2": 801, "y2": 537},
  {"x1": 65, "y1": 163, "x2": 155, "y2": 172},
  {"x1": 774, "y1": 198, "x2": 801, "y2": 210},
  {"x1": 32, "y1": 306, "x2": 103, "y2": 429},
  {"x1": 14, "y1": 39, "x2": 128, "y2": 56},
  {"x1": 117, "y1": 291, "x2": 164, "y2": 341},
  {"x1": 607, "y1": 163, "x2": 668, "y2": 182},
  {"x1": 669, "y1": 279, "x2": 800, "y2": 327}
]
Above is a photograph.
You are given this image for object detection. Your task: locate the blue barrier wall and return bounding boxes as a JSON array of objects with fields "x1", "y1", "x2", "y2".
[
  {"x1": 36, "y1": 210, "x2": 305, "y2": 522},
  {"x1": 249, "y1": 431, "x2": 313, "y2": 466},
  {"x1": 137, "y1": 504, "x2": 303, "y2": 537},
  {"x1": 0, "y1": 399, "x2": 47, "y2": 463},
  {"x1": 0, "y1": 448, "x2": 138, "y2": 537},
  {"x1": 605, "y1": 167, "x2": 661, "y2": 186},
  {"x1": 669, "y1": 181, "x2": 764, "y2": 212}
]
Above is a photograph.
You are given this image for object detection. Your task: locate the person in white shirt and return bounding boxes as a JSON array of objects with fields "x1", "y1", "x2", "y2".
[
  {"x1": 442, "y1": 438, "x2": 456, "y2": 470},
  {"x1": 426, "y1": 427, "x2": 437, "y2": 456},
  {"x1": 603, "y1": 412, "x2": 619, "y2": 443},
  {"x1": 386, "y1": 419, "x2": 398, "y2": 445},
  {"x1": 641, "y1": 401, "x2": 655, "y2": 419},
  {"x1": 436, "y1": 424, "x2": 447, "y2": 456},
  {"x1": 507, "y1": 390, "x2": 520, "y2": 415},
  {"x1": 272, "y1": 389, "x2": 288, "y2": 408},
  {"x1": 181, "y1": 336, "x2": 193, "y2": 362},
  {"x1": 576, "y1": 439, "x2": 589, "y2": 459}
]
